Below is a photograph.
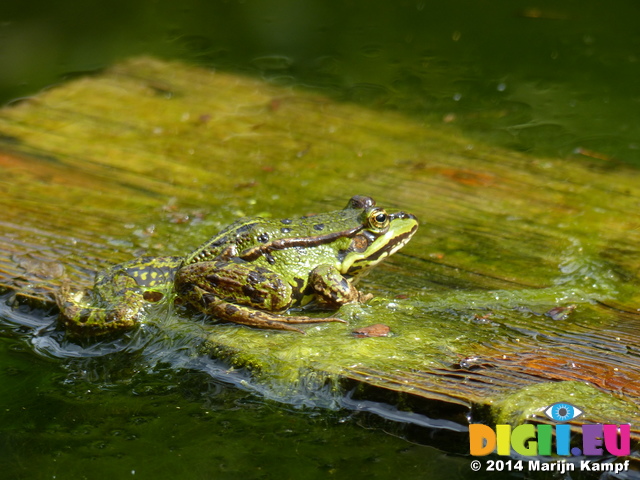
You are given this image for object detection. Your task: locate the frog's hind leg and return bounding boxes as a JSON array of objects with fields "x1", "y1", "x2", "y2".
[
  {"x1": 203, "y1": 296, "x2": 346, "y2": 334},
  {"x1": 56, "y1": 278, "x2": 145, "y2": 336}
]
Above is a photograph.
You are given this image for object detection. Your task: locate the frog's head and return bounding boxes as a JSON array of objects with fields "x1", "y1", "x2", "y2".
[{"x1": 338, "y1": 195, "x2": 418, "y2": 278}]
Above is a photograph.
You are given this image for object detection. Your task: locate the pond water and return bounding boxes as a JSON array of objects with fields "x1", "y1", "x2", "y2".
[
  {"x1": 3, "y1": 0, "x2": 640, "y2": 167},
  {"x1": 1, "y1": 1, "x2": 639, "y2": 478}
]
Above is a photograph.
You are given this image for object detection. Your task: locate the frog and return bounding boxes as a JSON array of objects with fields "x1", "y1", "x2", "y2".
[{"x1": 56, "y1": 195, "x2": 418, "y2": 336}]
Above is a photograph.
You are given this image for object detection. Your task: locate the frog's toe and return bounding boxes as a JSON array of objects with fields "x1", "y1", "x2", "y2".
[
  {"x1": 256, "y1": 320, "x2": 306, "y2": 334},
  {"x1": 251, "y1": 314, "x2": 347, "y2": 333},
  {"x1": 280, "y1": 315, "x2": 347, "y2": 325}
]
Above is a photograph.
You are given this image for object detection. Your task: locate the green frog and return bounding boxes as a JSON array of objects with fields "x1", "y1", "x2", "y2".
[{"x1": 57, "y1": 195, "x2": 418, "y2": 335}]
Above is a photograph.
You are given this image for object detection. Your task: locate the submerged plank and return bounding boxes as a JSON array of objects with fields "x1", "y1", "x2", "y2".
[{"x1": 1, "y1": 57, "x2": 640, "y2": 437}]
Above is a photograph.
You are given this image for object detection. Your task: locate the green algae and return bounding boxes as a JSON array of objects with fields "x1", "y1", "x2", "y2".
[{"x1": 493, "y1": 381, "x2": 640, "y2": 427}]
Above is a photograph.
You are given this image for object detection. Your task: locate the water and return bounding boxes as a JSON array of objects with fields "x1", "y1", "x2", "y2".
[
  {"x1": 2, "y1": 0, "x2": 639, "y2": 165},
  {"x1": 1, "y1": 1, "x2": 639, "y2": 478},
  {"x1": 0, "y1": 303, "x2": 483, "y2": 480}
]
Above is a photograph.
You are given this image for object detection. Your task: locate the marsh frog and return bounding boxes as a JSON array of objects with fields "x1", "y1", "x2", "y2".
[{"x1": 57, "y1": 195, "x2": 418, "y2": 335}]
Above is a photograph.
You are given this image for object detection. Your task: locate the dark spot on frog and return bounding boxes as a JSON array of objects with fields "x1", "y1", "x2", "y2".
[
  {"x1": 257, "y1": 232, "x2": 269, "y2": 243},
  {"x1": 242, "y1": 284, "x2": 266, "y2": 306},
  {"x1": 264, "y1": 253, "x2": 276, "y2": 265},
  {"x1": 347, "y1": 265, "x2": 363, "y2": 275},
  {"x1": 247, "y1": 270, "x2": 267, "y2": 284},
  {"x1": 143, "y1": 291, "x2": 164, "y2": 302},
  {"x1": 281, "y1": 218, "x2": 292, "y2": 225},
  {"x1": 224, "y1": 303, "x2": 240, "y2": 316},
  {"x1": 216, "y1": 245, "x2": 236, "y2": 261},
  {"x1": 233, "y1": 222, "x2": 256, "y2": 236},
  {"x1": 202, "y1": 293, "x2": 218, "y2": 308},
  {"x1": 281, "y1": 227, "x2": 291, "y2": 234},
  {"x1": 208, "y1": 236, "x2": 228, "y2": 248},
  {"x1": 313, "y1": 223, "x2": 325, "y2": 231},
  {"x1": 205, "y1": 274, "x2": 221, "y2": 286},
  {"x1": 291, "y1": 277, "x2": 305, "y2": 300}
]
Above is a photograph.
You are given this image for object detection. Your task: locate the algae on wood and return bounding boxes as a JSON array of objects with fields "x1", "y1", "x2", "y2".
[{"x1": 1, "y1": 57, "x2": 640, "y2": 438}]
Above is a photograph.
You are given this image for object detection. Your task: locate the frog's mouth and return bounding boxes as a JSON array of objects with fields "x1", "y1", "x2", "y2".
[{"x1": 340, "y1": 212, "x2": 418, "y2": 276}]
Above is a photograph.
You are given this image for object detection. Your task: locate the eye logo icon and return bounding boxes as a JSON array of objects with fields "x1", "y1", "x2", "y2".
[
  {"x1": 544, "y1": 402, "x2": 583, "y2": 422},
  {"x1": 470, "y1": 402, "x2": 631, "y2": 457}
]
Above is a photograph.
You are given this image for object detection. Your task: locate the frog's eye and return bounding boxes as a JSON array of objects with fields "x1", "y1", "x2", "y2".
[{"x1": 367, "y1": 208, "x2": 389, "y2": 230}]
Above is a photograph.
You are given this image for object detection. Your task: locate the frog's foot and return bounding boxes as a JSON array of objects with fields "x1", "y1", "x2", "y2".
[
  {"x1": 357, "y1": 292, "x2": 374, "y2": 303},
  {"x1": 204, "y1": 296, "x2": 346, "y2": 334},
  {"x1": 55, "y1": 285, "x2": 142, "y2": 336},
  {"x1": 309, "y1": 265, "x2": 372, "y2": 308}
]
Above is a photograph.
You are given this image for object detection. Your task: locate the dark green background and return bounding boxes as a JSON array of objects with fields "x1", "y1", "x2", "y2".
[
  {"x1": 1, "y1": 1, "x2": 638, "y2": 478},
  {"x1": 2, "y1": 0, "x2": 640, "y2": 164}
]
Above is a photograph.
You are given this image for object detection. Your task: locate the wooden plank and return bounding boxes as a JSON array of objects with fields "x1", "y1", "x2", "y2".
[{"x1": 1, "y1": 57, "x2": 639, "y2": 436}]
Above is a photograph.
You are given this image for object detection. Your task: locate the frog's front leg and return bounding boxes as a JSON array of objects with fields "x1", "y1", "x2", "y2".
[
  {"x1": 174, "y1": 261, "x2": 345, "y2": 333},
  {"x1": 56, "y1": 274, "x2": 146, "y2": 336},
  {"x1": 308, "y1": 264, "x2": 373, "y2": 309}
]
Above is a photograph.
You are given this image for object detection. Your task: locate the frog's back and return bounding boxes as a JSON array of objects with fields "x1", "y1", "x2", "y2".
[
  {"x1": 96, "y1": 256, "x2": 182, "y2": 290},
  {"x1": 183, "y1": 218, "x2": 264, "y2": 264},
  {"x1": 184, "y1": 208, "x2": 364, "y2": 265}
]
